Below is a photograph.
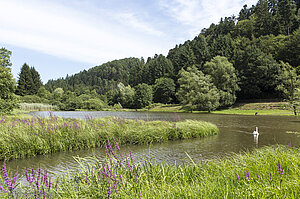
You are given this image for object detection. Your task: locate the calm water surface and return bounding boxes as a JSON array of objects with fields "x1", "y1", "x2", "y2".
[{"x1": 4, "y1": 111, "x2": 300, "y2": 180}]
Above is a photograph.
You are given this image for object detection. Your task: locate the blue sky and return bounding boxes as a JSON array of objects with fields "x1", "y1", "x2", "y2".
[{"x1": 0, "y1": 0, "x2": 258, "y2": 83}]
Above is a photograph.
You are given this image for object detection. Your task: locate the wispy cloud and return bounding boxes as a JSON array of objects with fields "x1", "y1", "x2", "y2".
[
  {"x1": 158, "y1": 0, "x2": 258, "y2": 37},
  {"x1": 115, "y1": 12, "x2": 164, "y2": 36},
  {"x1": 0, "y1": 0, "x2": 169, "y2": 65}
]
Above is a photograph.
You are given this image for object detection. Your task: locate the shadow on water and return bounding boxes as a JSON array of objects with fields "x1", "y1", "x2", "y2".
[{"x1": 3, "y1": 111, "x2": 300, "y2": 180}]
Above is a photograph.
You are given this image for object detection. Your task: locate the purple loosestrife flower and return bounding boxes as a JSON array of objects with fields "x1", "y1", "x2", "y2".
[
  {"x1": 126, "y1": 155, "x2": 133, "y2": 172},
  {"x1": 0, "y1": 185, "x2": 7, "y2": 193},
  {"x1": 270, "y1": 173, "x2": 273, "y2": 180},
  {"x1": 107, "y1": 185, "x2": 111, "y2": 199},
  {"x1": 245, "y1": 171, "x2": 250, "y2": 180},
  {"x1": 114, "y1": 138, "x2": 120, "y2": 152},
  {"x1": 236, "y1": 173, "x2": 240, "y2": 182},
  {"x1": 257, "y1": 174, "x2": 260, "y2": 180},
  {"x1": 129, "y1": 151, "x2": 134, "y2": 166}
]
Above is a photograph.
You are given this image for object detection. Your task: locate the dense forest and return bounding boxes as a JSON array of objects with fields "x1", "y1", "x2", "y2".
[{"x1": 1, "y1": 0, "x2": 299, "y2": 113}]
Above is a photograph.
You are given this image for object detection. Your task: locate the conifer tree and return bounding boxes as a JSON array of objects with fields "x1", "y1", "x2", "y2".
[
  {"x1": 16, "y1": 63, "x2": 34, "y2": 96},
  {"x1": 31, "y1": 66, "x2": 43, "y2": 94}
]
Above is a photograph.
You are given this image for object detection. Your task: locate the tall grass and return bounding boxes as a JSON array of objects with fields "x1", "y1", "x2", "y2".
[
  {"x1": 0, "y1": 143, "x2": 298, "y2": 198},
  {"x1": 19, "y1": 103, "x2": 58, "y2": 111},
  {"x1": 0, "y1": 115, "x2": 218, "y2": 160}
]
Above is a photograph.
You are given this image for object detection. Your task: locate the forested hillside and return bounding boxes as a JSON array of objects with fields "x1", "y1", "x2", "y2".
[{"x1": 43, "y1": 0, "x2": 299, "y2": 111}]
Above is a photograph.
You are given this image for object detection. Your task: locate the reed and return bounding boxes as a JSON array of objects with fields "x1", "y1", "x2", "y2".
[
  {"x1": 19, "y1": 103, "x2": 58, "y2": 111},
  {"x1": 0, "y1": 115, "x2": 219, "y2": 160}
]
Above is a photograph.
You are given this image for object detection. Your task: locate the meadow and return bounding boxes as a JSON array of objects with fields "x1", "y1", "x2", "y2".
[
  {"x1": 0, "y1": 142, "x2": 298, "y2": 198},
  {"x1": 0, "y1": 115, "x2": 218, "y2": 160}
]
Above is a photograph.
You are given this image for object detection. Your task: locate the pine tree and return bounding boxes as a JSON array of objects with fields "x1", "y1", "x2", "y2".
[
  {"x1": 30, "y1": 66, "x2": 43, "y2": 94},
  {"x1": 16, "y1": 63, "x2": 34, "y2": 96}
]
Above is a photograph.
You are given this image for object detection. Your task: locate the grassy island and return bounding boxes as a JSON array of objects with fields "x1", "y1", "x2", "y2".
[{"x1": 0, "y1": 116, "x2": 218, "y2": 160}]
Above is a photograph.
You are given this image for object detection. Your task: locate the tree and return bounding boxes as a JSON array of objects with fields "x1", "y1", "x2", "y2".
[
  {"x1": 276, "y1": 61, "x2": 300, "y2": 115},
  {"x1": 167, "y1": 42, "x2": 196, "y2": 76},
  {"x1": 202, "y1": 56, "x2": 240, "y2": 107},
  {"x1": 116, "y1": 82, "x2": 135, "y2": 108},
  {"x1": 142, "y1": 54, "x2": 174, "y2": 85},
  {"x1": 176, "y1": 66, "x2": 220, "y2": 112},
  {"x1": 31, "y1": 67, "x2": 43, "y2": 94},
  {"x1": 37, "y1": 86, "x2": 51, "y2": 99},
  {"x1": 16, "y1": 63, "x2": 34, "y2": 96},
  {"x1": 0, "y1": 48, "x2": 17, "y2": 113},
  {"x1": 277, "y1": 0, "x2": 297, "y2": 35},
  {"x1": 253, "y1": 0, "x2": 275, "y2": 36},
  {"x1": 153, "y1": 77, "x2": 175, "y2": 104},
  {"x1": 234, "y1": 45, "x2": 282, "y2": 99},
  {"x1": 191, "y1": 35, "x2": 211, "y2": 67},
  {"x1": 133, "y1": 83, "x2": 153, "y2": 109}
]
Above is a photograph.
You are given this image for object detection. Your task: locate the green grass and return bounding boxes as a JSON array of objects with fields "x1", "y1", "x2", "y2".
[
  {"x1": 0, "y1": 116, "x2": 218, "y2": 160},
  {"x1": 45, "y1": 145, "x2": 300, "y2": 198},
  {"x1": 211, "y1": 108, "x2": 293, "y2": 115},
  {"x1": 1, "y1": 144, "x2": 298, "y2": 198},
  {"x1": 144, "y1": 102, "x2": 295, "y2": 116}
]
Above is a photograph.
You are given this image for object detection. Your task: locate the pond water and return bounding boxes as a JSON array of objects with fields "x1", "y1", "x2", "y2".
[{"x1": 4, "y1": 111, "x2": 300, "y2": 180}]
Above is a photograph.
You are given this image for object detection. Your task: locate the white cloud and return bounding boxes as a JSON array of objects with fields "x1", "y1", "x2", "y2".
[
  {"x1": 159, "y1": 0, "x2": 258, "y2": 37},
  {"x1": 0, "y1": 0, "x2": 169, "y2": 65},
  {"x1": 115, "y1": 12, "x2": 164, "y2": 36}
]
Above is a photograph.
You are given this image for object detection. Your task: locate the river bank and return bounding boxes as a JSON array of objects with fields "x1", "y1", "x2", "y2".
[
  {"x1": 1, "y1": 144, "x2": 299, "y2": 198},
  {"x1": 145, "y1": 102, "x2": 295, "y2": 116}
]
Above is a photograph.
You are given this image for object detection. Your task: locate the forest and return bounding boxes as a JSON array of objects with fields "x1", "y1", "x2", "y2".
[{"x1": 1, "y1": 0, "x2": 300, "y2": 113}]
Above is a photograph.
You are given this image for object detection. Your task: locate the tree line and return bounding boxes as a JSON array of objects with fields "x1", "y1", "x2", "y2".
[{"x1": 1, "y1": 0, "x2": 299, "y2": 113}]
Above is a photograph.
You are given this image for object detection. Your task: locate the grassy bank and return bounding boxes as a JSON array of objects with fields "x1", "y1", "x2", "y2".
[
  {"x1": 145, "y1": 102, "x2": 295, "y2": 116},
  {"x1": 0, "y1": 116, "x2": 218, "y2": 160},
  {"x1": 1, "y1": 144, "x2": 299, "y2": 198}
]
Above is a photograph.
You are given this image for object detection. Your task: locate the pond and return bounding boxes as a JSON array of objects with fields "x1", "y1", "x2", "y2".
[{"x1": 4, "y1": 111, "x2": 300, "y2": 180}]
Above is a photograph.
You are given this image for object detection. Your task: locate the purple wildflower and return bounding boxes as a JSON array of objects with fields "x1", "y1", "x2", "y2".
[
  {"x1": 236, "y1": 173, "x2": 240, "y2": 182},
  {"x1": 270, "y1": 173, "x2": 273, "y2": 180},
  {"x1": 245, "y1": 171, "x2": 250, "y2": 180},
  {"x1": 0, "y1": 185, "x2": 7, "y2": 193},
  {"x1": 257, "y1": 174, "x2": 260, "y2": 180},
  {"x1": 107, "y1": 185, "x2": 111, "y2": 199}
]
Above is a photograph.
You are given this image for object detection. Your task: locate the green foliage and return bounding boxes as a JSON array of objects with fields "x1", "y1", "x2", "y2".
[
  {"x1": 167, "y1": 42, "x2": 196, "y2": 75},
  {"x1": 134, "y1": 83, "x2": 153, "y2": 109},
  {"x1": 37, "y1": 86, "x2": 51, "y2": 99},
  {"x1": 20, "y1": 95, "x2": 49, "y2": 104},
  {"x1": 142, "y1": 54, "x2": 174, "y2": 85},
  {"x1": 116, "y1": 82, "x2": 135, "y2": 108},
  {"x1": 203, "y1": 56, "x2": 240, "y2": 107},
  {"x1": 0, "y1": 48, "x2": 12, "y2": 68},
  {"x1": 234, "y1": 45, "x2": 282, "y2": 99},
  {"x1": 16, "y1": 64, "x2": 42, "y2": 96},
  {"x1": 0, "y1": 48, "x2": 17, "y2": 114},
  {"x1": 276, "y1": 61, "x2": 300, "y2": 115},
  {"x1": 177, "y1": 66, "x2": 220, "y2": 112},
  {"x1": 153, "y1": 77, "x2": 175, "y2": 104}
]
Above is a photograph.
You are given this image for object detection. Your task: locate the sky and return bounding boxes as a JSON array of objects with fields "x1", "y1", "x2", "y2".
[{"x1": 0, "y1": 0, "x2": 258, "y2": 83}]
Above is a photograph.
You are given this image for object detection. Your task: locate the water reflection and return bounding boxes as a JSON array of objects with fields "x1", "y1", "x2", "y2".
[{"x1": 254, "y1": 134, "x2": 259, "y2": 146}]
